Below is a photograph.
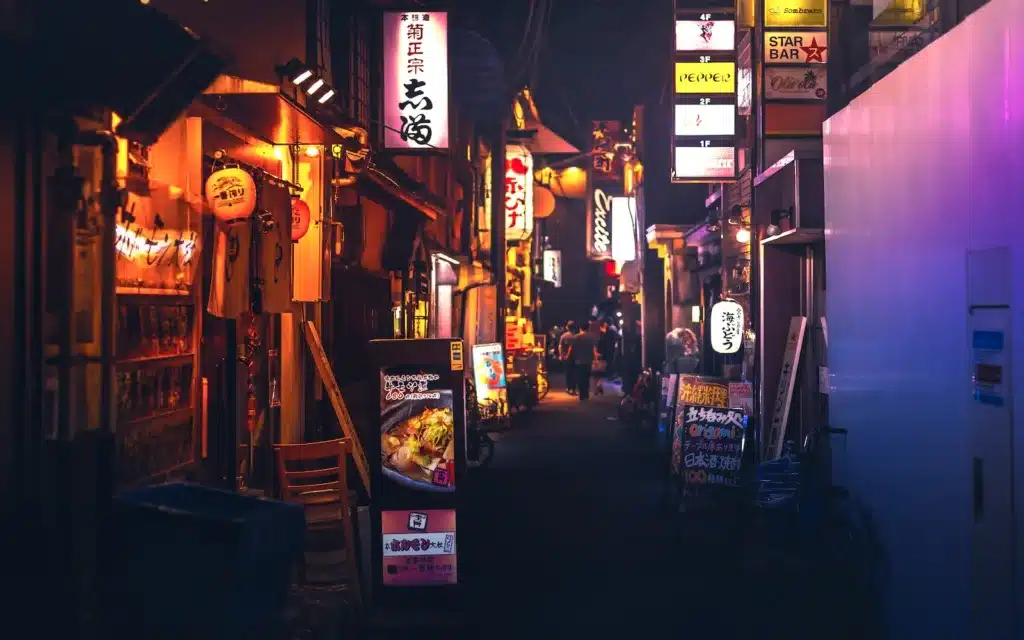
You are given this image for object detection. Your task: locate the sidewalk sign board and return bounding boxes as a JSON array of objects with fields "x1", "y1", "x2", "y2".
[
  {"x1": 672, "y1": 376, "x2": 729, "y2": 475},
  {"x1": 766, "y1": 316, "x2": 807, "y2": 459},
  {"x1": 369, "y1": 338, "x2": 468, "y2": 614},
  {"x1": 679, "y1": 404, "x2": 746, "y2": 488}
]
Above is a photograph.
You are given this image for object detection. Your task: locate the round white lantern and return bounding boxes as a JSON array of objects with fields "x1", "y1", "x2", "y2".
[
  {"x1": 710, "y1": 300, "x2": 744, "y2": 355},
  {"x1": 205, "y1": 166, "x2": 256, "y2": 223}
]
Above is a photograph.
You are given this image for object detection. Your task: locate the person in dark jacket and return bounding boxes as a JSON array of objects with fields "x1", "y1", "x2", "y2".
[{"x1": 558, "y1": 321, "x2": 578, "y2": 394}]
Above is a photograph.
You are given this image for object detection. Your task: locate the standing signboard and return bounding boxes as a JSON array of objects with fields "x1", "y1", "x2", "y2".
[
  {"x1": 671, "y1": 376, "x2": 730, "y2": 475},
  {"x1": 765, "y1": 316, "x2": 807, "y2": 459},
  {"x1": 471, "y1": 342, "x2": 509, "y2": 420},
  {"x1": 370, "y1": 338, "x2": 467, "y2": 613},
  {"x1": 678, "y1": 405, "x2": 746, "y2": 488}
]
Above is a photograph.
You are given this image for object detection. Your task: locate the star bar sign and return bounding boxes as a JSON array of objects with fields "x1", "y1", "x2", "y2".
[{"x1": 800, "y1": 37, "x2": 826, "y2": 63}]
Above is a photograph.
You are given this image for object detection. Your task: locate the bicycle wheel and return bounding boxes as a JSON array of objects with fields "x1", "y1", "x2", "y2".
[{"x1": 477, "y1": 433, "x2": 495, "y2": 468}]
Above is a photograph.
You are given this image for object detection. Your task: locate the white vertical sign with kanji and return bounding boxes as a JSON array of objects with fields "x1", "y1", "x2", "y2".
[
  {"x1": 766, "y1": 316, "x2": 807, "y2": 460},
  {"x1": 504, "y1": 144, "x2": 533, "y2": 242},
  {"x1": 542, "y1": 249, "x2": 562, "y2": 287},
  {"x1": 383, "y1": 12, "x2": 450, "y2": 150}
]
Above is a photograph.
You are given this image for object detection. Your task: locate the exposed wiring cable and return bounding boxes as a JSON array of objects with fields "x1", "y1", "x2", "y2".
[{"x1": 510, "y1": 0, "x2": 538, "y2": 73}]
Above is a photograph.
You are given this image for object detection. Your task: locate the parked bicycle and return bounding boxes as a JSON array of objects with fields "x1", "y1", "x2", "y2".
[
  {"x1": 617, "y1": 368, "x2": 659, "y2": 432},
  {"x1": 745, "y1": 426, "x2": 886, "y2": 636},
  {"x1": 465, "y1": 378, "x2": 496, "y2": 468}
]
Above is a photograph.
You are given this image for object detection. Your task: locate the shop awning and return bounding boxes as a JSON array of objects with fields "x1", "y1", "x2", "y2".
[
  {"x1": 761, "y1": 228, "x2": 824, "y2": 246},
  {"x1": 23, "y1": 0, "x2": 224, "y2": 142},
  {"x1": 362, "y1": 156, "x2": 446, "y2": 221},
  {"x1": 196, "y1": 75, "x2": 346, "y2": 146},
  {"x1": 519, "y1": 121, "x2": 580, "y2": 155}
]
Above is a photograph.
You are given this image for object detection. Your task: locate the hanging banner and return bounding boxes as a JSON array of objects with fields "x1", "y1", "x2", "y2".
[
  {"x1": 504, "y1": 144, "x2": 534, "y2": 242},
  {"x1": 383, "y1": 11, "x2": 450, "y2": 150},
  {"x1": 206, "y1": 221, "x2": 251, "y2": 319},
  {"x1": 257, "y1": 182, "x2": 294, "y2": 313}
]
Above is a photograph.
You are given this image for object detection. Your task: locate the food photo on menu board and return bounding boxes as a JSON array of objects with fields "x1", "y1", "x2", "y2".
[{"x1": 380, "y1": 369, "x2": 456, "y2": 492}]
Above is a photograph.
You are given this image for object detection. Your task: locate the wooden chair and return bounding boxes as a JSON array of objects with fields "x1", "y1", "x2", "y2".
[{"x1": 274, "y1": 438, "x2": 362, "y2": 605}]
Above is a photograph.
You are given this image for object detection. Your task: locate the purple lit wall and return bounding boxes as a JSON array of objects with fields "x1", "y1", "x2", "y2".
[{"x1": 823, "y1": 0, "x2": 1024, "y2": 635}]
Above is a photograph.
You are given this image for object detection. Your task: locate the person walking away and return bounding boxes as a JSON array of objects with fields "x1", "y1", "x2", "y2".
[
  {"x1": 622, "y1": 321, "x2": 643, "y2": 395},
  {"x1": 572, "y1": 321, "x2": 600, "y2": 401},
  {"x1": 597, "y1": 320, "x2": 618, "y2": 392},
  {"x1": 559, "y1": 321, "x2": 578, "y2": 395}
]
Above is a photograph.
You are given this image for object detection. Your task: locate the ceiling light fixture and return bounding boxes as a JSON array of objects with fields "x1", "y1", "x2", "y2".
[{"x1": 280, "y1": 59, "x2": 336, "y2": 106}]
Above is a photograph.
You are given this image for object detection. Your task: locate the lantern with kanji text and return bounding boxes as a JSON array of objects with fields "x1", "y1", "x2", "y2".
[
  {"x1": 291, "y1": 197, "x2": 311, "y2": 241},
  {"x1": 710, "y1": 299, "x2": 744, "y2": 354},
  {"x1": 205, "y1": 166, "x2": 257, "y2": 223}
]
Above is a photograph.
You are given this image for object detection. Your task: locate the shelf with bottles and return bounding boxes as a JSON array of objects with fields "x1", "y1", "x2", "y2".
[
  {"x1": 115, "y1": 362, "x2": 193, "y2": 426},
  {"x1": 116, "y1": 299, "x2": 195, "y2": 364},
  {"x1": 116, "y1": 409, "x2": 196, "y2": 487}
]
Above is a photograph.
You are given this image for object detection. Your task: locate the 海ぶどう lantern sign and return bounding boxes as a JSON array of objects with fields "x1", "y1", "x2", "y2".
[
  {"x1": 291, "y1": 198, "x2": 311, "y2": 241},
  {"x1": 205, "y1": 166, "x2": 256, "y2": 222},
  {"x1": 710, "y1": 300, "x2": 744, "y2": 354}
]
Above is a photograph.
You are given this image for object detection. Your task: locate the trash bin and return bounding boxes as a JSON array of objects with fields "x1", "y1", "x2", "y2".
[{"x1": 105, "y1": 483, "x2": 306, "y2": 639}]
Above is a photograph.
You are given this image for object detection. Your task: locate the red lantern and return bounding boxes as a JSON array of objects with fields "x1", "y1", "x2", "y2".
[
  {"x1": 291, "y1": 198, "x2": 311, "y2": 242},
  {"x1": 205, "y1": 166, "x2": 256, "y2": 222}
]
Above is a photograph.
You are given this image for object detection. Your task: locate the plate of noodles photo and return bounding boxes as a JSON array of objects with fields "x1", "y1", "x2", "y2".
[{"x1": 380, "y1": 393, "x2": 456, "y2": 492}]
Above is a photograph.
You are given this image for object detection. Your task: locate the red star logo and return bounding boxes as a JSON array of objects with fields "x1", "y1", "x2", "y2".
[{"x1": 800, "y1": 37, "x2": 827, "y2": 63}]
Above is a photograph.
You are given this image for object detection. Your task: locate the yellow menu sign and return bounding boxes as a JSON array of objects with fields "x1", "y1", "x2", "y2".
[
  {"x1": 675, "y1": 62, "x2": 736, "y2": 94},
  {"x1": 765, "y1": 0, "x2": 828, "y2": 28}
]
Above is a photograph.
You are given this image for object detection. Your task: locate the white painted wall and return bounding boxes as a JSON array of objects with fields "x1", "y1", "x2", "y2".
[{"x1": 823, "y1": 0, "x2": 1024, "y2": 636}]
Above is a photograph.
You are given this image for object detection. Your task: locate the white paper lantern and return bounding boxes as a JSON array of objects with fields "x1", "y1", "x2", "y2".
[
  {"x1": 205, "y1": 166, "x2": 256, "y2": 223},
  {"x1": 710, "y1": 300, "x2": 744, "y2": 354}
]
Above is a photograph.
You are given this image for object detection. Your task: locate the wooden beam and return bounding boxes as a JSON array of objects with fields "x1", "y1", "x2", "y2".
[{"x1": 303, "y1": 321, "x2": 371, "y2": 497}]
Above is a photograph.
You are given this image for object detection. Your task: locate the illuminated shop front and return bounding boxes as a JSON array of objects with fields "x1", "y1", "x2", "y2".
[{"x1": 104, "y1": 66, "x2": 350, "y2": 490}]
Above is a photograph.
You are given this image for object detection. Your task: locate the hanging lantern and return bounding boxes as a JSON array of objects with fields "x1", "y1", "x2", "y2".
[
  {"x1": 291, "y1": 197, "x2": 311, "y2": 242},
  {"x1": 205, "y1": 166, "x2": 257, "y2": 222},
  {"x1": 710, "y1": 300, "x2": 744, "y2": 354}
]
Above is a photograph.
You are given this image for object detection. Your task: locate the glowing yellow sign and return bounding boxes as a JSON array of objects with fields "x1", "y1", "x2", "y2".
[
  {"x1": 872, "y1": 0, "x2": 925, "y2": 26},
  {"x1": 674, "y1": 62, "x2": 736, "y2": 94},
  {"x1": 764, "y1": 0, "x2": 828, "y2": 28}
]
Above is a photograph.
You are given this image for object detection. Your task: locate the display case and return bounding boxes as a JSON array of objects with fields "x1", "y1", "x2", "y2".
[{"x1": 113, "y1": 117, "x2": 203, "y2": 487}]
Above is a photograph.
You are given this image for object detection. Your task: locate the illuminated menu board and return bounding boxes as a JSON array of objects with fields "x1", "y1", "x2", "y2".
[{"x1": 672, "y1": 10, "x2": 738, "y2": 183}]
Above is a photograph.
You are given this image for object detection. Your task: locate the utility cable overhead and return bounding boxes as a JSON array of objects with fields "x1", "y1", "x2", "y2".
[
  {"x1": 527, "y1": 0, "x2": 553, "y2": 90},
  {"x1": 509, "y1": 0, "x2": 548, "y2": 89},
  {"x1": 510, "y1": 0, "x2": 538, "y2": 76}
]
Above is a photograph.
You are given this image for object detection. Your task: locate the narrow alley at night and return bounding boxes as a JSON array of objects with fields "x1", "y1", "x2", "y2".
[{"x1": 3, "y1": 0, "x2": 1023, "y2": 638}]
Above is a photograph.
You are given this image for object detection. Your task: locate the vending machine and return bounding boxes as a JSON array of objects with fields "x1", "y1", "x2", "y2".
[{"x1": 368, "y1": 338, "x2": 467, "y2": 617}]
